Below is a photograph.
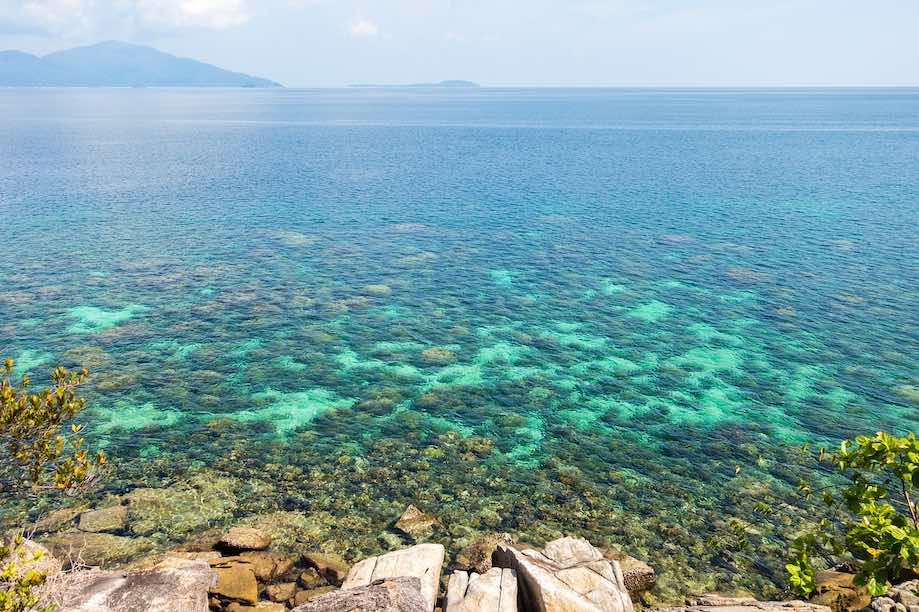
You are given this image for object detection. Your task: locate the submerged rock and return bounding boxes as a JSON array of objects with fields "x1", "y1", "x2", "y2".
[
  {"x1": 42, "y1": 532, "x2": 154, "y2": 567},
  {"x1": 78, "y1": 505, "x2": 128, "y2": 534},
  {"x1": 123, "y1": 473, "x2": 238, "y2": 540},
  {"x1": 364, "y1": 284, "x2": 393, "y2": 296},
  {"x1": 421, "y1": 347, "x2": 456, "y2": 365},
  {"x1": 446, "y1": 567, "x2": 518, "y2": 612},
  {"x1": 56, "y1": 557, "x2": 216, "y2": 612},
  {"x1": 652, "y1": 595, "x2": 832, "y2": 612},
  {"x1": 218, "y1": 527, "x2": 271, "y2": 552},
  {"x1": 394, "y1": 504, "x2": 439, "y2": 541},
  {"x1": 343, "y1": 543, "x2": 445, "y2": 611},
  {"x1": 292, "y1": 576, "x2": 428, "y2": 612},
  {"x1": 493, "y1": 537, "x2": 633, "y2": 612},
  {"x1": 32, "y1": 506, "x2": 87, "y2": 534}
]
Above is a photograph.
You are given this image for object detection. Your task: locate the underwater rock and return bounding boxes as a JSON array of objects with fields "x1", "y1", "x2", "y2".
[
  {"x1": 42, "y1": 532, "x2": 154, "y2": 568},
  {"x1": 602, "y1": 549, "x2": 656, "y2": 597},
  {"x1": 209, "y1": 560, "x2": 259, "y2": 604},
  {"x1": 343, "y1": 544, "x2": 446, "y2": 611},
  {"x1": 894, "y1": 385, "x2": 919, "y2": 404},
  {"x1": 392, "y1": 223, "x2": 429, "y2": 233},
  {"x1": 453, "y1": 532, "x2": 517, "y2": 574},
  {"x1": 652, "y1": 595, "x2": 832, "y2": 612},
  {"x1": 492, "y1": 537, "x2": 633, "y2": 612},
  {"x1": 95, "y1": 372, "x2": 138, "y2": 391},
  {"x1": 292, "y1": 576, "x2": 428, "y2": 612},
  {"x1": 808, "y1": 571, "x2": 870, "y2": 612},
  {"x1": 659, "y1": 234, "x2": 694, "y2": 244},
  {"x1": 364, "y1": 284, "x2": 394, "y2": 296},
  {"x1": 32, "y1": 506, "x2": 88, "y2": 534},
  {"x1": 724, "y1": 267, "x2": 771, "y2": 284},
  {"x1": 421, "y1": 347, "x2": 456, "y2": 365},
  {"x1": 123, "y1": 473, "x2": 239, "y2": 540},
  {"x1": 446, "y1": 567, "x2": 518, "y2": 612},
  {"x1": 218, "y1": 527, "x2": 271, "y2": 552},
  {"x1": 56, "y1": 557, "x2": 216, "y2": 612},
  {"x1": 394, "y1": 504, "x2": 440, "y2": 541},
  {"x1": 273, "y1": 230, "x2": 318, "y2": 247},
  {"x1": 78, "y1": 505, "x2": 128, "y2": 534},
  {"x1": 303, "y1": 551, "x2": 352, "y2": 585}
]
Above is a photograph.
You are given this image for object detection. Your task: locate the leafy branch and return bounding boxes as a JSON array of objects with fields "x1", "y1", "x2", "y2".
[{"x1": 787, "y1": 432, "x2": 919, "y2": 597}]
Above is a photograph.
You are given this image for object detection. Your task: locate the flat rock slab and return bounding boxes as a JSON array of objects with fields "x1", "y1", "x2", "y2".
[
  {"x1": 653, "y1": 595, "x2": 833, "y2": 612},
  {"x1": 292, "y1": 577, "x2": 428, "y2": 612},
  {"x1": 493, "y1": 537, "x2": 634, "y2": 612},
  {"x1": 447, "y1": 567, "x2": 518, "y2": 612},
  {"x1": 343, "y1": 543, "x2": 445, "y2": 611},
  {"x1": 58, "y1": 557, "x2": 216, "y2": 612}
]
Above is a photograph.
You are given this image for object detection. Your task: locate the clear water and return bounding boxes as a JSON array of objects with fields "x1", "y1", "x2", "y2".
[{"x1": 1, "y1": 88, "x2": 918, "y2": 598}]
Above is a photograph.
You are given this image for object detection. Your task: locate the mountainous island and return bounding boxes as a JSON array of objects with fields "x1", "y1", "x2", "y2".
[
  {"x1": 350, "y1": 80, "x2": 480, "y2": 88},
  {"x1": 0, "y1": 41, "x2": 281, "y2": 87}
]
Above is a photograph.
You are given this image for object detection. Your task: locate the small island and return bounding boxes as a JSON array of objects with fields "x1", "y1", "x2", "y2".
[{"x1": 349, "y1": 80, "x2": 480, "y2": 89}]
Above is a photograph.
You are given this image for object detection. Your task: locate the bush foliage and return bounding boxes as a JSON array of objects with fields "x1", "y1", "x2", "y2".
[
  {"x1": 788, "y1": 431, "x2": 919, "y2": 596},
  {"x1": 0, "y1": 357, "x2": 105, "y2": 611}
]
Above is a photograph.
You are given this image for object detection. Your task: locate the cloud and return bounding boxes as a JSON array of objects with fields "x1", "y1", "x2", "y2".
[
  {"x1": 349, "y1": 19, "x2": 378, "y2": 38},
  {"x1": 0, "y1": 0, "x2": 250, "y2": 37},
  {"x1": 137, "y1": 0, "x2": 249, "y2": 31}
]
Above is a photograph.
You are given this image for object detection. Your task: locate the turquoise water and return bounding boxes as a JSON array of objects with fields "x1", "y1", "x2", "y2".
[{"x1": 1, "y1": 88, "x2": 918, "y2": 597}]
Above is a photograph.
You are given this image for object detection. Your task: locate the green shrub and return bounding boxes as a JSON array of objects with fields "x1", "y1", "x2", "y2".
[
  {"x1": 0, "y1": 358, "x2": 105, "y2": 494},
  {"x1": 0, "y1": 357, "x2": 106, "y2": 610},
  {"x1": 787, "y1": 431, "x2": 919, "y2": 596}
]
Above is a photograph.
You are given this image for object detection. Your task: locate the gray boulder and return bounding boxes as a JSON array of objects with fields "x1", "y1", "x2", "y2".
[
  {"x1": 291, "y1": 576, "x2": 428, "y2": 612},
  {"x1": 57, "y1": 556, "x2": 216, "y2": 612},
  {"x1": 493, "y1": 537, "x2": 634, "y2": 612},
  {"x1": 446, "y1": 567, "x2": 517, "y2": 612},
  {"x1": 342, "y1": 543, "x2": 445, "y2": 611}
]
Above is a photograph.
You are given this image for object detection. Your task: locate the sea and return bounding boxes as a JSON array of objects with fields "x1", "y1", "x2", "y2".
[{"x1": 1, "y1": 87, "x2": 917, "y2": 597}]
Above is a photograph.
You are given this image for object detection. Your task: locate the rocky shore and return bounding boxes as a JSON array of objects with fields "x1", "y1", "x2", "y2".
[{"x1": 9, "y1": 500, "x2": 906, "y2": 612}]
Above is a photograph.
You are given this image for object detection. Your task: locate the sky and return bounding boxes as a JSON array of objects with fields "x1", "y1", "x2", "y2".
[{"x1": 0, "y1": 0, "x2": 917, "y2": 87}]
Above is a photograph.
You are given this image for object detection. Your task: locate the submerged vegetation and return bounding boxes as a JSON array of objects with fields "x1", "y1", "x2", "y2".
[{"x1": 788, "y1": 432, "x2": 919, "y2": 597}]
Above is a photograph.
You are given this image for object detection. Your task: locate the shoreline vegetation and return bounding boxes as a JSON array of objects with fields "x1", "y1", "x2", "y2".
[{"x1": 3, "y1": 359, "x2": 919, "y2": 611}]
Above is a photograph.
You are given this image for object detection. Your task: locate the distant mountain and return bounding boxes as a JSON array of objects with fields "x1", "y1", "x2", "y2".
[
  {"x1": 0, "y1": 41, "x2": 281, "y2": 88},
  {"x1": 350, "y1": 80, "x2": 480, "y2": 89}
]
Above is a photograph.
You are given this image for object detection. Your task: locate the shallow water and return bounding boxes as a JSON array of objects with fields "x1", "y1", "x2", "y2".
[{"x1": 1, "y1": 88, "x2": 918, "y2": 598}]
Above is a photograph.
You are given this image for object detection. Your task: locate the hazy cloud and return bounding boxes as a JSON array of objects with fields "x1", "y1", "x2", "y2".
[
  {"x1": 0, "y1": 0, "x2": 250, "y2": 37},
  {"x1": 349, "y1": 19, "x2": 378, "y2": 38}
]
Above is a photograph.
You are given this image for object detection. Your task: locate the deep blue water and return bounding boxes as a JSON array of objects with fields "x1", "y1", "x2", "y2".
[{"x1": 1, "y1": 88, "x2": 917, "y2": 597}]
